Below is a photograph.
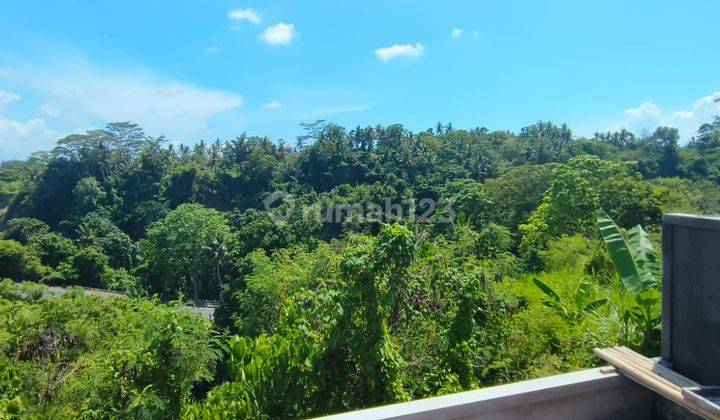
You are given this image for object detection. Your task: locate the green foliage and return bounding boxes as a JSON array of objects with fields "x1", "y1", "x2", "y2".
[
  {"x1": 0, "y1": 279, "x2": 46, "y2": 302},
  {"x1": 498, "y1": 271, "x2": 615, "y2": 379},
  {"x1": 72, "y1": 177, "x2": 107, "y2": 216},
  {"x1": 650, "y1": 177, "x2": 702, "y2": 214},
  {"x1": 317, "y1": 224, "x2": 415, "y2": 410},
  {"x1": 4, "y1": 115, "x2": 720, "y2": 417},
  {"x1": 517, "y1": 122, "x2": 573, "y2": 164},
  {"x1": 28, "y1": 232, "x2": 77, "y2": 268},
  {"x1": 163, "y1": 164, "x2": 215, "y2": 209},
  {"x1": 518, "y1": 205, "x2": 551, "y2": 270},
  {"x1": 0, "y1": 281, "x2": 216, "y2": 418},
  {"x1": 443, "y1": 179, "x2": 494, "y2": 230},
  {"x1": 77, "y1": 212, "x2": 137, "y2": 269},
  {"x1": 140, "y1": 203, "x2": 232, "y2": 300},
  {"x1": 183, "y1": 382, "x2": 260, "y2": 419},
  {"x1": 540, "y1": 235, "x2": 614, "y2": 279},
  {"x1": 532, "y1": 276, "x2": 607, "y2": 323},
  {"x1": 0, "y1": 159, "x2": 36, "y2": 211},
  {"x1": 216, "y1": 137, "x2": 282, "y2": 210},
  {"x1": 58, "y1": 247, "x2": 108, "y2": 288},
  {"x1": 697, "y1": 179, "x2": 720, "y2": 214},
  {"x1": 0, "y1": 240, "x2": 29, "y2": 281},
  {"x1": 225, "y1": 244, "x2": 338, "y2": 337},
  {"x1": 3, "y1": 218, "x2": 50, "y2": 244},
  {"x1": 0, "y1": 240, "x2": 48, "y2": 281},
  {"x1": 102, "y1": 268, "x2": 143, "y2": 296},
  {"x1": 228, "y1": 208, "x2": 293, "y2": 257},
  {"x1": 475, "y1": 223, "x2": 513, "y2": 258},
  {"x1": 444, "y1": 276, "x2": 494, "y2": 389},
  {"x1": 225, "y1": 330, "x2": 315, "y2": 417},
  {"x1": 596, "y1": 211, "x2": 659, "y2": 294},
  {"x1": 519, "y1": 156, "x2": 650, "y2": 269},
  {"x1": 485, "y1": 163, "x2": 558, "y2": 232},
  {"x1": 539, "y1": 157, "x2": 604, "y2": 235},
  {"x1": 597, "y1": 211, "x2": 661, "y2": 354}
]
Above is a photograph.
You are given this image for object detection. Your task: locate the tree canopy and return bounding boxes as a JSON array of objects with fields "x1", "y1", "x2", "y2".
[{"x1": 1, "y1": 116, "x2": 720, "y2": 417}]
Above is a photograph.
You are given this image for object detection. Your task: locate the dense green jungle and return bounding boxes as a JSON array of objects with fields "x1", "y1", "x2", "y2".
[{"x1": 1, "y1": 116, "x2": 719, "y2": 418}]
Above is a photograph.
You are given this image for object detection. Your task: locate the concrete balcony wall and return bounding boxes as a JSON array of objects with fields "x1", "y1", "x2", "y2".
[{"x1": 320, "y1": 367, "x2": 653, "y2": 420}]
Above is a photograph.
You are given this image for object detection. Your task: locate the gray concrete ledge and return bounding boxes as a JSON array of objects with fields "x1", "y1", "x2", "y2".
[
  {"x1": 319, "y1": 367, "x2": 653, "y2": 420},
  {"x1": 663, "y1": 213, "x2": 720, "y2": 230}
]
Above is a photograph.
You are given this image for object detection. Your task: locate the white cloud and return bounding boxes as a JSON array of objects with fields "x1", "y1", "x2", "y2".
[
  {"x1": 0, "y1": 90, "x2": 21, "y2": 104},
  {"x1": 608, "y1": 92, "x2": 720, "y2": 142},
  {"x1": 374, "y1": 43, "x2": 425, "y2": 62},
  {"x1": 203, "y1": 46, "x2": 219, "y2": 54},
  {"x1": 261, "y1": 100, "x2": 282, "y2": 109},
  {"x1": 228, "y1": 8, "x2": 261, "y2": 24},
  {"x1": 0, "y1": 56, "x2": 244, "y2": 142},
  {"x1": 451, "y1": 28, "x2": 463, "y2": 38},
  {"x1": 0, "y1": 118, "x2": 51, "y2": 138},
  {"x1": 0, "y1": 117, "x2": 59, "y2": 159},
  {"x1": 472, "y1": 30, "x2": 480, "y2": 38},
  {"x1": 260, "y1": 23, "x2": 297, "y2": 46},
  {"x1": 39, "y1": 104, "x2": 61, "y2": 117}
]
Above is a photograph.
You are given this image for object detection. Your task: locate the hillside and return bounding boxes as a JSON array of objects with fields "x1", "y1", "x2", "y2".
[{"x1": 0, "y1": 118, "x2": 719, "y2": 417}]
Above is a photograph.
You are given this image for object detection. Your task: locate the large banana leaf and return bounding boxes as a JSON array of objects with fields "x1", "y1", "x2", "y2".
[
  {"x1": 626, "y1": 225, "x2": 661, "y2": 281},
  {"x1": 597, "y1": 210, "x2": 659, "y2": 295},
  {"x1": 532, "y1": 276, "x2": 561, "y2": 303},
  {"x1": 532, "y1": 277, "x2": 607, "y2": 321},
  {"x1": 581, "y1": 298, "x2": 609, "y2": 315}
]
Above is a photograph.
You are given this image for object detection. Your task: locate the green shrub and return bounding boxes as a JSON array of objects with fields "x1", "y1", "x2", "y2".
[
  {"x1": 183, "y1": 382, "x2": 260, "y2": 419},
  {"x1": 101, "y1": 268, "x2": 143, "y2": 297},
  {"x1": 3, "y1": 218, "x2": 50, "y2": 244},
  {"x1": 0, "y1": 282, "x2": 217, "y2": 418},
  {"x1": 58, "y1": 247, "x2": 108, "y2": 287},
  {"x1": 28, "y1": 233, "x2": 77, "y2": 268},
  {"x1": 0, "y1": 240, "x2": 49, "y2": 281}
]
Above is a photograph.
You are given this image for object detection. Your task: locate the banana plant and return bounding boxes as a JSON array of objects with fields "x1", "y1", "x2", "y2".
[
  {"x1": 596, "y1": 210, "x2": 660, "y2": 294},
  {"x1": 597, "y1": 210, "x2": 661, "y2": 353},
  {"x1": 532, "y1": 276, "x2": 608, "y2": 323}
]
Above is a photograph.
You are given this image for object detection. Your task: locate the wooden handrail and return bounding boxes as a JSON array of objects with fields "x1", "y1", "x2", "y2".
[{"x1": 595, "y1": 346, "x2": 719, "y2": 419}]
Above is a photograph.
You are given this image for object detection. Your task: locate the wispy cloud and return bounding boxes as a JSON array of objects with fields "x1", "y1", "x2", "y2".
[
  {"x1": 39, "y1": 104, "x2": 61, "y2": 117},
  {"x1": 260, "y1": 23, "x2": 297, "y2": 46},
  {"x1": 0, "y1": 54, "x2": 244, "y2": 143},
  {"x1": 261, "y1": 100, "x2": 282, "y2": 109},
  {"x1": 227, "y1": 8, "x2": 261, "y2": 25},
  {"x1": 374, "y1": 43, "x2": 424, "y2": 62},
  {"x1": 203, "y1": 46, "x2": 219, "y2": 54},
  {"x1": 0, "y1": 90, "x2": 21, "y2": 104},
  {"x1": 607, "y1": 92, "x2": 720, "y2": 142},
  {"x1": 451, "y1": 28, "x2": 463, "y2": 38},
  {"x1": 0, "y1": 117, "x2": 59, "y2": 159}
]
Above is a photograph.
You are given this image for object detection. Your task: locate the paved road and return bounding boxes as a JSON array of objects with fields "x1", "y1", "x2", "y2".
[
  {"x1": 43, "y1": 286, "x2": 216, "y2": 319},
  {"x1": 47, "y1": 286, "x2": 126, "y2": 298}
]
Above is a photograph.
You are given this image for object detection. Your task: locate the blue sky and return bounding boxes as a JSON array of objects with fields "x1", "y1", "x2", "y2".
[{"x1": 0, "y1": 0, "x2": 718, "y2": 159}]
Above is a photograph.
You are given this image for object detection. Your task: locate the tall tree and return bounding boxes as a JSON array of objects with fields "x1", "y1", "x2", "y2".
[{"x1": 140, "y1": 203, "x2": 232, "y2": 300}]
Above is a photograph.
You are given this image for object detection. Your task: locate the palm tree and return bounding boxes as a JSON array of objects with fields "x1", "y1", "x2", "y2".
[
  {"x1": 205, "y1": 234, "x2": 229, "y2": 295},
  {"x1": 77, "y1": 223, "x2": 99, "y2": 248}
]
